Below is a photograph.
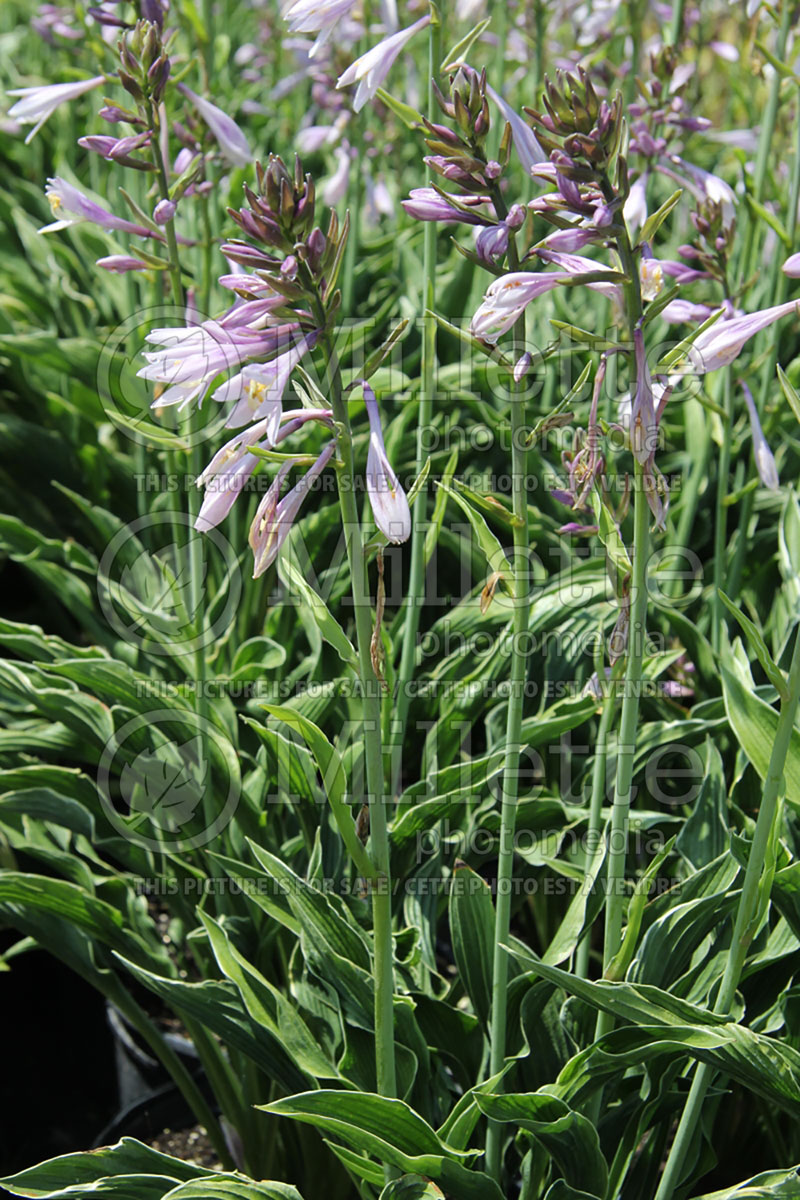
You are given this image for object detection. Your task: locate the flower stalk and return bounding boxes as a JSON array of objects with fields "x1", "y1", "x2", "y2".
[
  {"x1": 322, "y1": 328, "x2": 398, "y2": 1120},
  {"x1": 393, "y1": 3, "x2": 441, "y2": 796}
]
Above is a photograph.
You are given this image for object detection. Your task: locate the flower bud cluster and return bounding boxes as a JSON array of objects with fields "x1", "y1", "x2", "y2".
[
  {"x1": 117, "y1": 19, "x2": 171, "y2": 108},
  {"x1": 225, "y1": 154, "x2": 348, "y2": 317}
]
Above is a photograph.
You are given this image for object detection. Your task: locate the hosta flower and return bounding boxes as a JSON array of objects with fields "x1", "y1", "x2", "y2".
[
  {"x1": 195, "y1": 407, "x2": 333, "y2": 532},
  {"x1": 485, "y1": 83, "x2": 546, "y2": 172},
  {"x1": 40, "y1": 177, "x2": 153, "y2": 236},
  {"x1": 623, "y1": 174, "x2": 649, "y2": 234},
  {"x1": 471, "y1": 259, "x2": 620, "y2": 344},
  {"x1": 783, "y1": 252, "x2": 800, "y2": 278},
  {"x1": 363, "y1": 384, "x2": 411, "y2": 543},
  {"x1": 337, "y1": 15, "x2": 430, "y2": 112},
  {"x1": 741, "y1": 382, "x2": 779, "y2": 490},
  {"x1": 250, "y1": 443, "x2": 336, "y2": 577},
  {"x1": 7, "y1": 74, "x2": 104, "y2": 143},
  {"x1": 177, "y1": 83, "x2": 253, "y2": 167},
  {"x1": 690, "y1": 300, "x2": 800, "y2": 374},
  {"x1": 284, "y1": 0, "x2": 359, "y2": 57},
  {"x1": 214, "y1": 333, "x2": 317, "y2": 428},
  {"x1": 401, "y1": 187, "x2": 492, "y2": 225},
  {"x1": 139, "y1": 311, "x2": 300, "y2": 410}
]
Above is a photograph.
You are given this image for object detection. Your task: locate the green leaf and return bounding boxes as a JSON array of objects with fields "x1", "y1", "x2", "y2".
[
  {"x1": 777, "y1": 364, "x2": 800, "y2": 427},
  {"x1": 380, "y1": 1177, "x2": 444, "y2": 1200},
  {"x1": 718, "y1": 591, "x2": 788, "y2": 699},
  {"x1": 199, "y1": 912, "x2": 340, "y2": 1083},
  {"x1": 440, "y1": 17, "x2": 491, "y2": 71},
  {"x1": 637, "y1": 189, "x2": 683, "y2": 247},
  {"x1": 260, "y1": 1092, "x2": 503, "y2": 1200},
  {"x1": 164, "y1": 1179, "x2": 304, "y2": 1200},
  {"x1": 693, "y1": 1165, "x2": 800, "y2": 1198},
  {"x1": 436, "y1": 481, "x2": 514, "y2": 592},
  {"x1": 259, "y1": 704, "x2": 374, "y2": 879},
  {"x1": 0, "y1": 1137, "x2": 215, "y2": 1197},
  {"x1": 506, "y1": 953, "x2": 800, "y2": 1116},
  {"x1": 449, "y1": 861, "x2": 495, "y2": 1023},
  {"x1": 375, "y1": 88, "x2": 423, "y2": 128},
  {"x1": 277, "y1": 556, "x2": 358, "y2": 667},
  {"x1": 474, "y1": 1092, "x2": 607, "y2": 1198},
  {"x1": 720, "y1": 662, "x2": 800, "y2": 805}
]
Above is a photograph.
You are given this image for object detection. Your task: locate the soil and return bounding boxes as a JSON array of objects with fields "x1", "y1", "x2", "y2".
[{"x1": 149, "y1": 1124, "x2": 223, "y2": 1171}]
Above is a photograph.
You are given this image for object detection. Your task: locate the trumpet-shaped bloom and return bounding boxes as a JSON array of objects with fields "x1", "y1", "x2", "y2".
[
  {"x1": 284, "y1": 0, "x2": 359, "y2": 57},
  {"x1": 7, "y1": 74, "x2": 104, "y2": 143},
  {"x1": 177, "y1": 83, "x2": 252, "y2": 167},
  {"x1": 363, "y1": 384, "x2": 411, "y2": 543},
  {"x1": 485, "y1": 83, "x2": 546, "y2": 172},
  {"x1": 471, "y1": 259, "x2": 620, "y2": 344},
  {"x1": 139, "y1": 313, "x2": 300, "y2": 410},
  {"x1": 250, "y1": 443, "x2": 336, "y2": 577},
  {"x1": 213, "y1": 333, "x2": 316, "y2": 428},
  {"x1": 337, "y1": 15, "x2": 430, "y2": 112},
  {"x1": 741, "y1": 382, "x2": 779, "y2": 490},
  {"x1": 690, "y1": 300, "x2": 800, "y2": 374},
  {"x1": 401, "y1": 187, "x2": 492, "y2": 225},
  {"x1": 40, "y1": 177, "x2": 153, "y2": 236}
]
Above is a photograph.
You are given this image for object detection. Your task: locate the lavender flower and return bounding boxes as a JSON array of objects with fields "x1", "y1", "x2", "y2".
[
  {"x1": 363, "y1": 384, "x2": 411, "y2": 543},
  {"x1": 214, "y1": 334, "x2": 317, "y2": 428},
  {"x1": 337, "y1": 15, "x2": 430, "y2": 112},
  {"x1": 138, "y1": 310, "x2": 299, "y2": 410},
  {"x1": 485, "y1": 83, "x2": 546, "y2": 172},
  {"x1": 250, "y1": 443, "x2": 336, "y2": 577},
  {"x1": 7, "y1": 75, "x2": 104, "y2": 143},
  {"x1": 40, "y1": 177, "x2": 153, "y2": 236},
  {"x1": 690, "y1": 300, "x2": 800, "y2": 374},
  {"x1": 177, "y1": 83, "x2": 253, "y2": 167},
  {"x1": 783, "y1": 252, "x2": 800, "y2": 278},
  {"x1": 284, "y1": 0, "x2": 359, "y2": 57},
  {"x1": 741, "y1": 382, "x2": 779, "y2": 490},
  {"x1": 471, "y1": 258, "x2": 620, "y2": 344},
  {"x1": 401, "y1": 187, "x2": 493, "y2": 225},
  {"x1": 153, "y1": 198, "x2": 177, "y2": 225}
]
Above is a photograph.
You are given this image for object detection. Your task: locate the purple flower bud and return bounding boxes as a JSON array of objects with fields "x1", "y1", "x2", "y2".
[
  {"x1": 475, "y1": 223, "x2": 510, "y2": 265},
  {"x1": 96, "y1": 255, "x2": 148, "y2": 273},
  {"x1": 783, "y1": 252, "x2": 800, "y2": 277},
  {"x1": 514, "y1": 352, "x2": 532, "y2": 383},
  {"x1": 153, "y1": 198, "x2": 177, "y2": 225},
  {"x1": 741, "y1": 381, "x2": 779, "y2": 490}
]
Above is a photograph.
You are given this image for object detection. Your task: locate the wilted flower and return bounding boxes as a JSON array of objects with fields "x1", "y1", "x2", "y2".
[
  {"x1": 741, "y1": 381, "x2": 779, "y2": 490},
  {"x1": 363, "y1": 383, "x2": 411, "y2": 543},
  {"x1": 250, "y1": 443, "x2": 336, "y2": 577},
  {"x1": 177, "y1": 83, "x2": 253, "y2": 167},
  {"x1": 337, "y1": 15, "x2": 430, "y2": 112},
  {"x1": 7, "y1": 74, "x2": 104, "y2": 142}
]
